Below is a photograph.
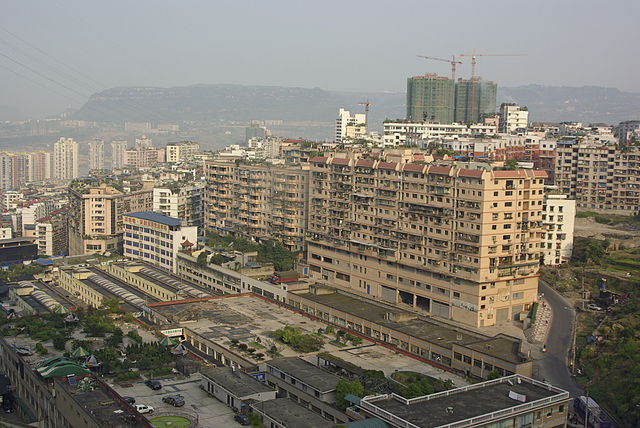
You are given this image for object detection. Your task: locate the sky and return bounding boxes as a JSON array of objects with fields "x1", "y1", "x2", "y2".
[{"x1": 1, "y1": 0, "x2": 639, "y2": 119}]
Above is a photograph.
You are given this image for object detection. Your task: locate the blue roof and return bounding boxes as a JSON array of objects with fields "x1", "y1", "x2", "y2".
[
  {"x1": 125, "y1": 212, "x2": 182, "y2": 227},
  {"x1": 35, "y1": 258, "x2": 53, "y2": 265}
]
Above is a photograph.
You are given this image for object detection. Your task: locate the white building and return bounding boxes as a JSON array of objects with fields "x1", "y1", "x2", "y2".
[
  {"x1": 0, "y1": 227, "x2": 12, "y2": 240},
  {"x1": 166, "y1": 141, "x2": 200, "y2": 163},
  {"x1": 335, "y1": 108, "x2": 366, "y2": 143},
  {"x1": 123, "y1": 211, "x2": 198, "y2": 273},
  {"x1": 500, "y1": 104, "x2": 529, "y2": 133},
  {"x1": 153, "y1": 184, "x2": 204, "y2": 227},
  {"x1": 53, "y1": 137, "x2": 78, "y2": 181},
  {"x1": 383, "y1": 121, "x2": 497, "y2": 146},
  {"x1": 3, "y1": 191, "x2": 23, "y2": 210},
  {"x1": 247, "y1": 137, "x2": 282, "y2": 159},
  {"x1": 111, "y1": 140, "x2": 127, "y2": 169},
  {"x1": 88, "y1": 139, "x2": 105, "y2": 171},
  {"x1": 541, "y1": 193, "x2": 576, "y2": 265}
]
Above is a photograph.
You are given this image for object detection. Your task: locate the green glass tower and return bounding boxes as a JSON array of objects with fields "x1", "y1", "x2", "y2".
[
  {"x1": 454, "y1": 78, "x2": 498, "y2": 123},
  {"x1": 406, "y1": 74, "x2": 455, "y2": 123}
]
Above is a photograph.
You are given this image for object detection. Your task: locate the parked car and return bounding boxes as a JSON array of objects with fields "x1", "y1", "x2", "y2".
[
  {"x1": 587, "y1": 303, "x2": 603, "y2": 311},
  {"x1": 234, "y1": 414, "x2": 250, "y2": 425},
  {"x1": 135, "y1": 404, "x2": 154, "y2": 414},
  {"x1": 145, "y1": 379, "x2": 162, "y2": 390},
  {"x1": 162, "y1": 394, "x2": 185, "y2": 407},
  {"x1": 122, "y1": 396, "x2": 135, "y2": 405}
]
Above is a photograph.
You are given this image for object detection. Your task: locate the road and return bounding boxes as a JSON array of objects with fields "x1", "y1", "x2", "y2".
[{"x1": 536, "y1": 281, "x2": 584, "y2": 396}]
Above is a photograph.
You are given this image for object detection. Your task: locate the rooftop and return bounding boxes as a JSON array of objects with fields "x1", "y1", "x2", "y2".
[
  {"x1": 266, "y1": 357, "x2": 341, "y2": 392},
  {"x1": 252, "y1": 398, "x2": 330, "y2": 428},
  {"x1": 200, "y1": 366, "x2": 273, "y2": 398},
  {"x1": 293, "y1": 290, "x2": 525, "y2": 364},
  {"x1": 360, "y1": 376, "x2": 569, "y2": 428},
  {"x1": 124, "y1": 211, "x2": 182, "y2": 227}
]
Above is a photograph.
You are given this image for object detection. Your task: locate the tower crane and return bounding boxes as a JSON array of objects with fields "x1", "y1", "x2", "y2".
[
  {"x1": 459, "y1": 50, "x2": 527, "y2": 79},
  {"x1": 458, "y1": 50, "x2": 527, "y2": 122},
  {"x1": 416, "y1": 55, "x2": 463, "y2": 81},
  {"x1": 358, "y1": 100, "x2": 371, "y2": 130}
]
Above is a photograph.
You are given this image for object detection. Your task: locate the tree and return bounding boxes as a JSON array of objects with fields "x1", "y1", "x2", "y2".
[
  {"x1": 506, "y1": 159, "x2": 518, "y2": 170},
  {"x1": 487, "y1": 369, "x2": 501, "y2": 380},
  {"x1": 197, "y1": 250, "x2": 210, "y2": 267},
  {"x1": 336, "y1": 379, "x2": 364, "y2": 411}
]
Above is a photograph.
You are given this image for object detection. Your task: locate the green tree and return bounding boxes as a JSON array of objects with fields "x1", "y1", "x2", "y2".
[
  {"x1": 197, "y1": 250, "x2": 210, "y2": 267},
  {"x1": 487, "y1": 369, "x2": 501, "y2": 380},
  {"x1": 506, "y1": 159, "x2": 518, "y2": 170},
  {"x1": 336, "y1": 379, "x2": 364, "y2": 411}
]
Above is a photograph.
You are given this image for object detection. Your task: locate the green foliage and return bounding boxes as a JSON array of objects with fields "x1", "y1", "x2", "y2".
[
  {"x1": 506, "y1": 159, "x2": 518, "y2": 170},
  {"x1": 572, "y1": 237, "x2": 606, "y2": 264},
  {"x1": 273, "y1": 326, "x2": 323, "y2": 353},
  {"x1": 103, "y1": 298, "x2": 123, "y2": 313},
  {"x1": 487, "y1": 369, "x2": 502, "y2": 380},
  {"x1": 124, "y1": 313, "x2": 135, "y2": 323},
  {"x1": 324, "y1": 325, "x2": 334, "y2": 334},
  {"x1": 210, "y1": 253, "x2": 227, "y2": 265},
  {"x1": 205, "y1": 233, "x2": 296, "y2": 271},
  {"x1": 0, "y1": 263, "x2": 44, "y2": 281},
  {"x1": 197, "y1": 250, "x2": 210, "y2": 267},
  {"x1": 575, "y1": 210, "x2": 640, "y2": 226},
  {"x1": 104, "y1": 328, "x2": 124, "y2": 348},
  {"x1": 82, "y1": 308, "x2": 117, "y2": 337},
  {"x1": 336, "y1": 379, "x2": 364, "y2": 411},
  {"x1": 126, "y1": 329, "x2": 142, "y2": 344},
  {"x1": 35, "y1": 342, "x2": 48, "y2": 355},
  {"x1": 351, "y1": 336, "x2": 362, "y2": 346},
  {"x1": 249, "y1": 413, "x2": 264, "y2": 428}
]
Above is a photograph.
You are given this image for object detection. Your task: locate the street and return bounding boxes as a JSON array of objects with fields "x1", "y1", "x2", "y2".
[{"x1": 536, "y1": 281, "x2": 584, "y2": 396}]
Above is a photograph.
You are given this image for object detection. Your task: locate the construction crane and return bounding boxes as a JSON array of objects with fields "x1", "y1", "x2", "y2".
[
  {"x1": 459, "y1": 50, "x2": 527, "y2": 79},
  {"x1": 358, "y1": 100, "x2": 371, "y2": 130},
  {"x1": 416, "y1": 55, "x2": 463, "y2": 80},
  {"x1": 458, "y1": 50, "x2": 527, "y2": 123}
]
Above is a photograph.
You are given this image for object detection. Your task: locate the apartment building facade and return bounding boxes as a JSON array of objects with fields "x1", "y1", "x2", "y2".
[
  {"x1": 499, "y1": 104, "x2": 529, "y2": 133},
  {"x1": 166, "y1": 141, "x2": 200, "y2": 163},
  {"x1": 541, "y1": 193, "x2": 575, "y2": 265},
  {"x1": 153, "y1": 184, "x2": 204, "y2": 227},
  {"x1": 111, "y1": 140, "x2": 127, "y2": 169},
  {"x1": 306, "y1": 156, "x2": 545, "y2": 328},
  {"x1": 204, "y1": 160, "x2": 310, "y2": 252},
  {"x1": 53, "y1": 137, "x2": 78, "y2": 181},
  {"x1": 35, "y1": 207, "x2": 69, "y2": 256},
  {"x1": 123, "y1": 211, "x2": 197, "y2": 273},
  {"x1": 555, "y1": 141, "x2": 640, "y2": 214},
  {"x1": 68, "y1": 183, "x2": 153, "y2": 255},
  {"x1": 406, "y1": 74, "x2": 456, "y2": 124},
  {"x1": 88, "y1": 138, "x2": 105, "y2": 171}
]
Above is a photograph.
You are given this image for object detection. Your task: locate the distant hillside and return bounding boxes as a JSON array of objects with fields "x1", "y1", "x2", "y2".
[
  {"x1": 74, "y1": 84, "x2": 406, "y2": 129},
  {"x1": 74, "y1": 83, "x2": 640, "y2": 128},
  {"x1": 498, "y1": 85, "x2": 640, "y2": 124}
]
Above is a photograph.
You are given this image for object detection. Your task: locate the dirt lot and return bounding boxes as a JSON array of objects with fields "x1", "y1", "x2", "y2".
[{"x1": 574, "y1": 217, "x2": 640, "y2": 248}]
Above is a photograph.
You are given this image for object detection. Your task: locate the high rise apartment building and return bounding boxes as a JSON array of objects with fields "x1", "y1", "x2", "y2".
[
  {"x1": 111, "y1": 140, "x2": 127, "y2": 169},
  {"x1": 554, "y1": 141, "x2": 640, "y2": 214},
  {"x1": 306, "y1": 156, "x2": 545, "y2": 327},
  {"x1": 0, "y1": 151, "x2": 51, "y2": 190},
  {"x1": 406, "y1": 74, "x2": 456, "y2": 123},
  {"x1": 53, "y1": 137, "x2": 78, "y2": 181},
  {"x1": 166, "y1": 141, "x2": 200, "y2": 163},
  {"x1": 204, "y1": 161, "x2": 310, "y2": 252},
  {"x1": 335, "y1": 108, "x2": 367, "y2": 143},
  {"x1": 88, "y1": 139, "x2": 105, "y2": 171},
  {"x1": 153, "y1": 184, "x2": 204, "y2": 227},
  {"x1": 500, "y1": 104, "x2": 529, "y2": 133},
  {"x1": 68, "y1": 182, "x2": 153, "y2": 255},
  {"x1": 541, "y1": 193, "x2": 575, "y2": 265},
  {"x1": 454, "y1": 78, "x2": 498, "y2": 124}
]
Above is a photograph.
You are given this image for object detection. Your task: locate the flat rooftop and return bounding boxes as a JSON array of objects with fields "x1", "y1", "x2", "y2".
[
  {"x1": 266, "y1": 357, "x2": 341, "y2": 392},
  {"x1": 131, "y1": 263, "x2": 220, "y2": 298},
  {"x1": 88, "y1": 267, "x2": 162, "y2": 305},
  {"x1": 252, "y1": 398, "x2": 329, "y2": 428},
  {"x1": 201, "y1": 366, "x2": 273, "y2": 397},
  {"x1": 362, "y1": 376, "x2": 569, "y2": 428},
  {"x1": 150, "y1": 295, "x2": 343, "y2": 362},
  {"x1": 56, "y1": 375, "x2": 143, "y2": 427},
  {"x1": 293, "y1": 290, "x2": 524, "y2": 364}
]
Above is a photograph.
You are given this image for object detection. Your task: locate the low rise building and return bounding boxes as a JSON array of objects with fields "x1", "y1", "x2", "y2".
[
  {"x1": 201, "y1": 366, "x2": 276, "y2": 412},
  {"x1": 500, "y1": 104, "x2": 529, "y2": 133},
  {"x1": 123, "y1": 212, "x2": 198, "y2": 273},
  {"x1": 166, "y1": 141, "x2": 200, "y2": 163},
  {"x1": 250, "y1": 398, "x2": 332, "y2": 428},
  {"x1": 353, "y1": 375, "x2": 569, "y2": 428},
  {"x1": 261, "y1": 357, "x2": 348, "y2": 424},
  {"x1": 0, "y1": 237, "x2": 37, "y2": 264}
]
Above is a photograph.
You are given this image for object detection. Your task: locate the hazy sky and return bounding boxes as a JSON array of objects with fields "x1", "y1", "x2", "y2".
[{"x1": 1, "y1": 0, "x2": 639, "y2": 119}]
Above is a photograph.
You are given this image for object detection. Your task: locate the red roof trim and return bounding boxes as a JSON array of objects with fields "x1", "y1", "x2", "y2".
[
  {"x1": 428, "y1": 166, "x2": 452, "y2": 175},
  {"x1": 458, "y1": 169, "x2": 484, "y2": 178},
  {"x1": 309, "y1": 156, "x2": 327, "y2": 163},
  {"x1": 403, "y1": 163, "x2": 426, "y2": 172},
  {"x1": 331, "y1": 157, "x2": 350, "y2": 165},
  {"x1": 377, "y1": 161, "x2": 398, "y2": 170},
  {"x1": 355, "y1": 159, "x2": 375, "y2": 167}
]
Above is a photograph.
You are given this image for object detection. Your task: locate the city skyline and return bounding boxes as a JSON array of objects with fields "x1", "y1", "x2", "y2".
[{"x1": 1, "y1": 0, "x2": 639, "y2": 119}]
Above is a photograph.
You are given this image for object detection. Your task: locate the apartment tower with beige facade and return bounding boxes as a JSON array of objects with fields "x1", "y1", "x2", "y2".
[
  {"x1": 204, "y1": 160, "x2": 310, "y2": 252},
  {"x1": 306, "y1": 156, "x2": 546, "y2": 328}
]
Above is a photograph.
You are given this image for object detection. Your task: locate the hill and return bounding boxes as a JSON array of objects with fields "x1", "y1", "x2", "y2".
[{"x1": 73, "y1": 83, "x2": 640, "y2": 128}]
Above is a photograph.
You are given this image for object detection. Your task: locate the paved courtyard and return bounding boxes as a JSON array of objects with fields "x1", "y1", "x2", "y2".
[{"x1": 109, "y1": 373, "x2": 242, "y2": 427}]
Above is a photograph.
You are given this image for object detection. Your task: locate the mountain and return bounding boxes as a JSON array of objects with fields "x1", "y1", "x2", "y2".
[
  {"x1": 74, "y1": 83, "x2": 640, "y2": 128},
  {"x1": 498, "y1": 85, "x2": 640, "y2": 124}
]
